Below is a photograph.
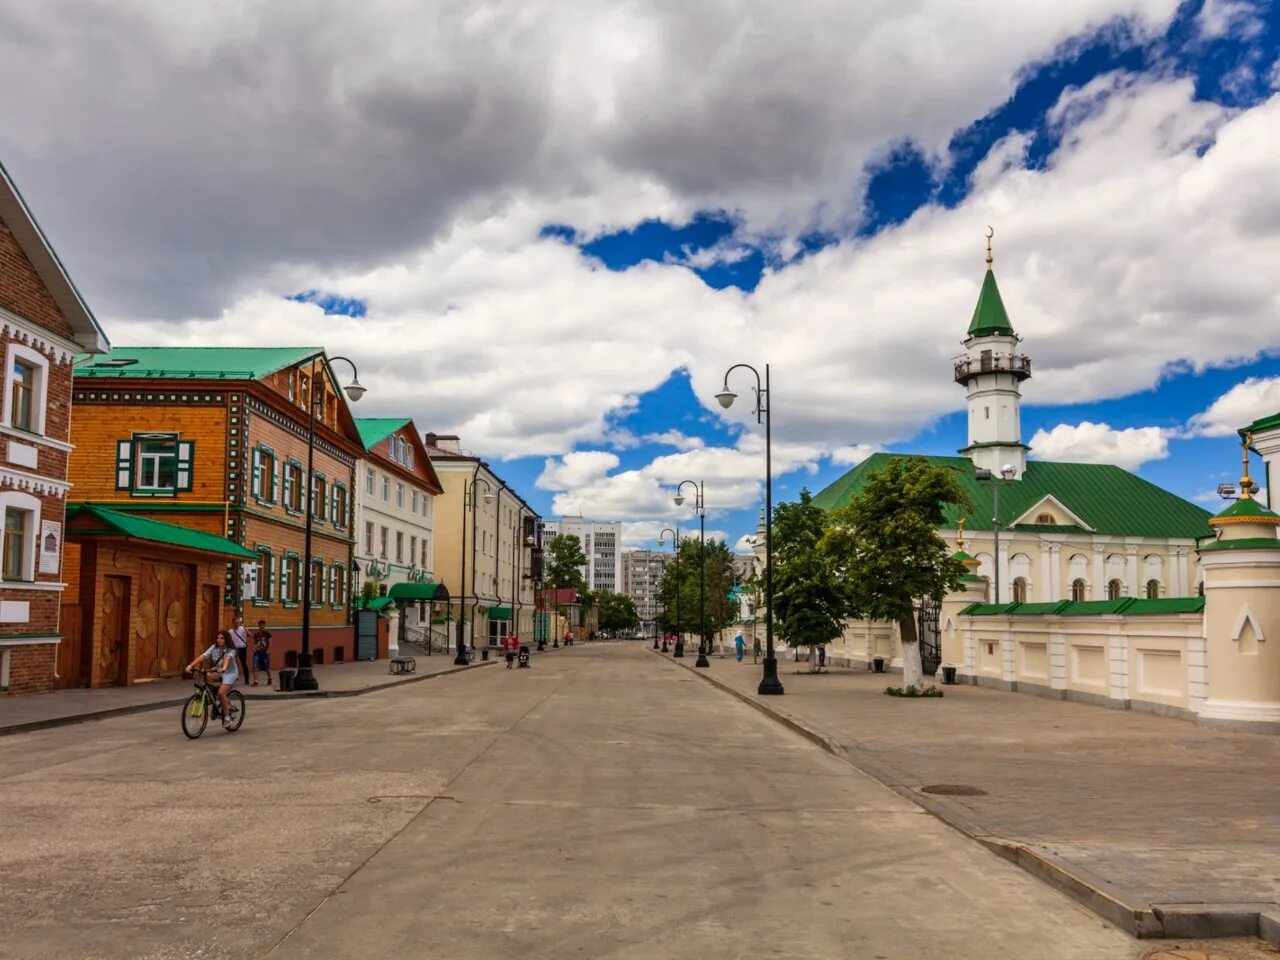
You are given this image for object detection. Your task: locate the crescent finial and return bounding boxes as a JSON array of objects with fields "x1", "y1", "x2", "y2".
[{"x1": 985, "y1": 226, "x2": 994, "y2": 269}]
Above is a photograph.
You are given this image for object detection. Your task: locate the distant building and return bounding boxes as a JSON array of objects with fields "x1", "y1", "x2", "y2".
[
  {"x1": 621, "y1": 549, "x2": 671, "y2": 623},
  {"x1": 730, "y1": 553, "x2": 756, "y2": 584},
  {"x1": 541, "y1": 516, "x2": 622, "y2": 593}
]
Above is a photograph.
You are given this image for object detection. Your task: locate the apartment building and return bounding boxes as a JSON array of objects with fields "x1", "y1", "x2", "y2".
[
  {"x1": 621, "y1": 549, "x2": 671, "y2": 623},
  {"x1": 541, "y1": 516, "x2": 622, "y2": 593}
]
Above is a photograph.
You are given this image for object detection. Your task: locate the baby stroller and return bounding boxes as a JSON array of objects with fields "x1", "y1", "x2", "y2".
[{"x1": 517, "y1": 645, "x2": 531, "y2": 668}]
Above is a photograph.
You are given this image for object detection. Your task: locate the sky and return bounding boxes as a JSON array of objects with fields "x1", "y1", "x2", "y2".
[{"x1": 3, "y1": 0, "x2": 1280, "y2": 552}]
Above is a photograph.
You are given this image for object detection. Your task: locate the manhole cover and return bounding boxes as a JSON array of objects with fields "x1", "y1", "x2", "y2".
[
  {"x1": 1141, "y1": 950, "x2": 1233, "y2": 960},
  {"x1": 920, "y1": 784, "x2": 988, "y2": 796}
]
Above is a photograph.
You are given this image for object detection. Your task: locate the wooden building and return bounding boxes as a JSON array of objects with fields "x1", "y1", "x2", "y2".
[
  {"x1": 0, "y1": 162, "x2": 110, "y2": 695},
  {"x1": 65, "y1": 347, "x2": 365, "y2": 685}
]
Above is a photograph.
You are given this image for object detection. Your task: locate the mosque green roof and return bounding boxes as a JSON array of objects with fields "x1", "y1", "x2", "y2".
[{"x1": 967, "y1": 269, "x2": 1015, "y2": 338}]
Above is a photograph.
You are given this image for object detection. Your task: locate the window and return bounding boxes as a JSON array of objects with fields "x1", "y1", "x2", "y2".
[
  {"x1": 3, "y1": 509, "x2": 27, "y2": 581},
  {"x1": 366, "y1": 467, "x2": 375, "y2": 495},
  {"x1": 280, "y1": 554, "x2": 301, "y2": 605},
  {"x1": 252, "y1": 447, "x2": 277, "y2": 503},
  {"x1": 1146, "y1": 578, "x2": 1160, "y2": 599},
  {"x1": 410, "y1": 535, "x2": 417, "y2": 566},
  {"x1": 1036, "y1": 513, "x2": 1054, "y2": 524},
  {"x1": 119, "y1": 433, "x2": 193, "y2": 497},
  {"x1": 412, "y1": 490, "x2": 419, "y2": 513},
  {"x1": 252, "y1": 547, "x2": 273, "y2": 604},
  {"x1": 1071, "y1": 578, "x2": 1087, "y2": 602},
  {"x1": 4, "y1": 344, "x2": 48, "y2": 435},
  {"x1": 1107, "y1": 579, "x2": 1123, "y2": 601},
  {"x1": 283, "y1": 462, "x2": 305, "y2": 513},
  {"x1": 330, "y1": 563, "x2": 346, "y2": 608},
  {"x1": 396, "y1": 483, "x2": 404, "y2": 508},
  {"x1": 365, "y1": 522, "x2": 374, "y2": 554},
  {"x1": 396, "y1": 531, "x2": 404, "y2": 563},
  {"x1": 311, "y1": 473, "x2": 327, "y2": 521},
  {"x1": 311, "y1": 558, "x2": 325, "y2": 607},
  {"x1": 299, "y1": 374, "x2": 310, "y2": 411},
  {"x1": 420, "y1": 539, "x2": 428, "y2": 567},
  {"x1": 380, "y1": 526, "x2": 388, "y2": 559},
  {"x1": 1011, "y1": 577, "x2": 1027, "y2": 604},
  {"x1": 331, "y1": 484, "x2": 348, "y2": 528},
  {"x1": 382, "y1": 476, "x2": 390, "y2": 501},
  {"x1": 287, "y1": 373, "x2": 295, "y2": 402}
]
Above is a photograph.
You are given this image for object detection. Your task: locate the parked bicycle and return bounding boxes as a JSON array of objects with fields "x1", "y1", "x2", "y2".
[{"x1": 181, "y1": 672, "x2": 245, "y2": 739}]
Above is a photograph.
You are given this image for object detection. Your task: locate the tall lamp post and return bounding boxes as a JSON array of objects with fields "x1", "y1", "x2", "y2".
[
  {"x1": 674, "y1": 480, "x2": 709, "y2": 669},
  {"x1": 658, "y1": 527, "x2": 680, "y2": 655},
  {"x1": 294, "y1": 354, "x2": 366, "y2": 693},
  {"x1": 974, "y1": 465, "x2": 1016, "y2": 603},
  {"x1": 716, "y1": 363, "x2": 782, "y2": 695},
  {"x1": 455, "y1": 474, "x2": 495, "y2": 665}
]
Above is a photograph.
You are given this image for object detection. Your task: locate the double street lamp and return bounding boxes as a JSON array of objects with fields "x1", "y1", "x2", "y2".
[
  {"x1": 716, "y1": 363, "x2": 783, "y2": 696},
  {"x1": 673, "y1": 480, "x2": 709, "y2": 669},
  {"x1": 658, "y1": 526, "x2": 680, "y2": 656},
  {"x1": 293, "y1": 354, "x2": 367, "y2": 693},
  {"x1": 455, "y1": 474, "x2": 495, "y2": 665},
  {"x1": 973, "y1": 464, "x2": 1016, "y2": 604}
]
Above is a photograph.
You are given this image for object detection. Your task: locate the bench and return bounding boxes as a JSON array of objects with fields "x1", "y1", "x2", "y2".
[{"x1": 389, "y1": 657, "x2": 417, "y2": 675}]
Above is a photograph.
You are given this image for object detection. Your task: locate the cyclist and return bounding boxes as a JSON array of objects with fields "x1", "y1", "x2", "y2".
[{"x1": 185, "y1": 629, "x2": 239, "y2": 724}]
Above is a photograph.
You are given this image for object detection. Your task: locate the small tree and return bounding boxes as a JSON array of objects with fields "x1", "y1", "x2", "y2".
[
  {"x1": 597, "y1": 592, "x2": 639, "y2": 634},
  {"x1": 823, "y1": 457, "x2": 970, "y2": 690},
  {"x1": 545, "y1": 534, "x2": 587, "y2": 590},
  {"x1": 773, "y1": 490, "x2": 847, "y2": 670}
]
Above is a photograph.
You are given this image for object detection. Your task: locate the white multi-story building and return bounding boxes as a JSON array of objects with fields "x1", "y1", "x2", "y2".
[
  {"x1": 353, "y1": 419, "x2": 441, "y2": 641},
  {"x1": 541, "y1": 516, "x2": 622, "y2": 593},
  {"x1": 621, "y1": 549, "x2": 671, "y2": 623}
]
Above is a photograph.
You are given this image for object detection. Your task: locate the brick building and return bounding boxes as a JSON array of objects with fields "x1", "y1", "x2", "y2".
[
  {"x1": 0, "y1": 162, "x2": 110, "y2": 695},
  {"x1": 66, "y1": 347, "x2": 366, "y2": 684}
]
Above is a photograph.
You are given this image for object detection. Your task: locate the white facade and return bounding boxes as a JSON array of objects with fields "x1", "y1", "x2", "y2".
[{"x1": 542, "y1": 516, "x2": 622, "y2": 593}]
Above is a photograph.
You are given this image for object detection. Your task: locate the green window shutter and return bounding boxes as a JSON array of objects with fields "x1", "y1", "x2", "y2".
[
  {"x1": 270, "y1": 458, "x2": 280, "y2": 503},
  {"x1": 282, "y1": 466, "x2": 294, "y2": 510},
  {"x1": 251, "y1": 449, "x2": 261, "y2": 498},
  {"x1": 329, "y1": 486, "x2": 339, "y2": 525},
  {"x1": 115, "y1": 440, "x2": 133, "y2": 490},
  {"x1": 176, "y1": 441, "x2": 194, "y2": 491}
]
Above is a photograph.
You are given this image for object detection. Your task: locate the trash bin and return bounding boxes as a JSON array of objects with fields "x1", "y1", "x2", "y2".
[
  {"x1": 872, "y1": 656, "x2": 885, "y2": 673},
  {"x1": 278, "y1": 668, "x2": 296, "y2": 692},
  {"x1": 481, "y1": 648, "x2": 489, "y2": 661},
  {"x1": 941, "y1": 663, "x2": 958, "y2": 685}
]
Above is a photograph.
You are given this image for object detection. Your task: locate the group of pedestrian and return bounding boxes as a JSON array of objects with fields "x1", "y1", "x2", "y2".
[
  {"x1": 225, "y1": 615, "x2": 274, "y2": 686},
  {"x1": 731, "y1": 631, "x2": 763, "y2": 663}
]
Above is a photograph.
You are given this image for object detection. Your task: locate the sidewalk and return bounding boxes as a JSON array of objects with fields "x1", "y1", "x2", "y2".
[
  {"x1": 663, "y1": 651, "x2": 1280, "y2": 944},
  {"x1": 0, "y1": 654, "x2": 496, "y2": 736}
]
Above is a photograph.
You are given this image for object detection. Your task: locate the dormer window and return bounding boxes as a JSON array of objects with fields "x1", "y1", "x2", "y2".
[{"x1": 1036, "y1": 513, "x2": 1054, "y2": 524}]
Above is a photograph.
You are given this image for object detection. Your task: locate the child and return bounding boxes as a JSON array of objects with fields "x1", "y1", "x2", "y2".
[{"x1": 251, "y1": 619, "x2": 272, "y2": 687}]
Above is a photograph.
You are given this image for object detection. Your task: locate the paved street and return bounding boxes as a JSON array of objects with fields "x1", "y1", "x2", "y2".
[{"x1": 0, "y1": 644, "x2": 1212, "y2": 959}]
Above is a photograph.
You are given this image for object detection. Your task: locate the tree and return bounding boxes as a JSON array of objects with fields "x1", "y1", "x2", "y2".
[
  {"x1": 772, "y1": 489, "x2": 847, "y2": 670},
  {"x1": 657, "y1": 537, "x2": 736, "y2": 643},
  {"x1": 597, "y1": 592, "x2": 639, "y2": 633},
  {"x1": 545, "y1": 534, "x2": 587, "y2": 590},
  {"x1": 822, "y1": 457, "x2": 970, "y2": 690}
]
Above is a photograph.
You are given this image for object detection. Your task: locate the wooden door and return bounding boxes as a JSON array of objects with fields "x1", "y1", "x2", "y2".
[
  {"x1": 136, "y1": 560, "x2": 193, "y2": 679},
  {"x1": 56, "y1": 603, "x2": 85, "y2": 688},
  {"x1": 199, "y1": 584, "x2": 221, "y2": 653},
  {"x1": 97, "y1": 576, "x2": 129, "y2": 686}
]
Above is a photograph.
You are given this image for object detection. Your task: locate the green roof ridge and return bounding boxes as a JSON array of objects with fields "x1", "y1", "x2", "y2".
[
  {"x1": 75, "y1": 346, "x2": 322, "y2": 381},
  {"x1": 355, "y1": 417, "x2": 412, "y2": 450},
  {"x1": 66, "y1": 503, "x2": 257, "y2": 559},
  {"x1": 1212, "y1": 497, "x2": 1280, "y2": 521},
  {"x1": 967, "y1": 269, "x2": 1014, "y2": 338}
]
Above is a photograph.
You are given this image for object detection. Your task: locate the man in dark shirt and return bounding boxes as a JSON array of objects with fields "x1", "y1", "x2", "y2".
[{"x1": 251, "y1": 620, "x2": 272, "y2": 687}]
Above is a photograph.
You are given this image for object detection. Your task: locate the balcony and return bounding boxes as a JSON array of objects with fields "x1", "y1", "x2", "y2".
[{"x1": 954, "y1": 352, "x2": 1032, "y2": 385}]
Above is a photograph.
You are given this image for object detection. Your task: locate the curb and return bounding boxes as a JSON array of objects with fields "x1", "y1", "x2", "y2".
[
  {"x1": 653, "y1": 650, "x2": 1280, "y2": 946},
  {"x1": 0, "y1": 659, "x2": 497, "y2": 738}
]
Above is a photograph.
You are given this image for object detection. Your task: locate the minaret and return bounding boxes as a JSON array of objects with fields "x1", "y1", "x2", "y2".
[{"x1": 954, "y1": 228, "x2": 1031, "y2": 477}]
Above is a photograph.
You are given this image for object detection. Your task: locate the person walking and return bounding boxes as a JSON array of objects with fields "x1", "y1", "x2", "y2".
[
  {"x1": 251, "y1": 619, "x2": 272, "y2": 687},
  {"x1": 228, "y1": 615, "x2": 250, "y2": 684},
  {"x1": 817, "y1": 643, "x2": 827, "y2": 672},
  {"x1": 734, "y1": 631, "x2": 745, "y2": 662},
  {"x1": 504, "y1": 633, "x2": 518, "y2": 668},
  {"x1": 752, "y1": 635, "x2": 761, "y2": 664}
]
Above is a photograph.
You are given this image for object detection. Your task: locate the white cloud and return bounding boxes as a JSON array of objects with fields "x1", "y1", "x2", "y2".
[
  {"x1": 1195, "y1": 0, "x2": 1265, "y2": 39},
  {"x1": 1029, "y1": 421, "x2": 1171, "y2": 470},
  {"x1": 536, "y1": 451, "x2": 621, "y2": 491},
  {"x1": 734, "y1": 534, "x2": 758, "y2": 553},
  {"x1": 1188, "y1": 377, "x2": 1280, "y2": 437}
]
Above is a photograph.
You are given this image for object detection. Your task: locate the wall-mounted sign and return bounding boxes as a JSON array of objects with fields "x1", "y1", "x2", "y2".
[{"x1": 39, "y1": 520, "x2": 61, "y2": 574}]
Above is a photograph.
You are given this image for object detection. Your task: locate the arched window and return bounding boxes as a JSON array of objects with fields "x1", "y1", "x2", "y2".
[
  {"x1": 1070, "y1": 578, "x2": 1087, "y2": 602},
  {"x1": 981, "y1": 576, "x2": 991, "y2": 602},
  {"x1": 1145, "y1": 579, "x2": 1160, "y2": 600},
  {"x1": 1107, "y1": 579, "x2": 1123, "y2": 601},
  {"x1": 1012, "y1": 577, "x2": 1027, "y2": 603}
]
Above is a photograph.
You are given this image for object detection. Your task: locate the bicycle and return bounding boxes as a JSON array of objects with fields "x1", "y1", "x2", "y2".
[{"x1": 181, "y1": 672, "x2": 246, "y2": 739}]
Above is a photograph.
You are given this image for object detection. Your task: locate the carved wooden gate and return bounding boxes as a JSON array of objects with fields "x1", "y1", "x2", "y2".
[{"x1": 135, "y1": 560, "x2": 192, "y2": 678}]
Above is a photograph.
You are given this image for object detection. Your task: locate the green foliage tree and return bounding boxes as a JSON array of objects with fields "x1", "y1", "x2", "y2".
[
  {"x1": 772, "y1": 489, "x2": 847, "y2": 668},
  {"x1": 544, "y1": 534, "x2": 587, "y2": 590},
  {"x1": 596, "y1": 592, "x2": 640, "y2": 633},
  {"x1": 657, "y1": 537, "x2": 736, "y2": 642},
  {"x1": 821, "y1": 457, "x2": 971, "y2": 690}
]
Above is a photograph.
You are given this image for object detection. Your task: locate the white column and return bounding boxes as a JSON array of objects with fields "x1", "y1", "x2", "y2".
[
  {"x1": 1048, "y1": 630, "x2": 1067, "y2": 692},
  {"x1": 1038, "y1": 540, "x2": 1053, "y2": 602},
  {"x1": 1126, "y1": 546, "x2": 1139, "y2": 598},
  {"x1": 1107, "y1": 623, "x2": 1128, "y2": 704},
  {"x1": 997, "y1": 541, "x2": 1010, "y2": 604},
  {"x1": 1092, "y1": 545, "x2": 1106, "y2": 600}
]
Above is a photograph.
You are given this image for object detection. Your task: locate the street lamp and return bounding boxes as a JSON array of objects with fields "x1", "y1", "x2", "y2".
[
  {"x1": 455, "y1": 474, "x2": 495, "y2": 665},
  {"x1": 294, "y1": 353, "x2": 366, "y2": 693},
  {"x1": 658, "y1": 527, "x2": 679, "y2": 656},
  {"x1": 717, "y1": 363, "x2": 782, "y2": 695},
  {"x1": 674, "y1": 480, "x2": 709, "y2": 668},
  {"x1": 973, "y1": 464, "x2": 1016, "y2": 604}
]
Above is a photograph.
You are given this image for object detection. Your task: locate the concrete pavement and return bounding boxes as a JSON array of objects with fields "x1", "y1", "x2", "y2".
[{"x1": 0, "y1": 644, "x2": 1258, "y2": 958}]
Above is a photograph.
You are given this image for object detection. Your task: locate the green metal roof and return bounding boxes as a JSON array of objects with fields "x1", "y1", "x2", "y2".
[
  {"x1": 74, "y1": 346, "x2": 320, "y2": 381},
  {"x1": 962, "y1": 596, "x2": 1204, "y2": 617},
  {"x1": 355, "y1": 418, "x2": 411, "y2": 450},
  {"x1": 1212, "y1": 497, "x2": 1280, "y2": 522},
  {"x1": 386, "y1": 581, "x2": 449, "y2": 602},
  {"x1": 363, "y1": 596, "x2": 394, "y2": 611},
  {"x1": 1200, "y1": 536, "x2": 1280, "y2": 552},
  {"x1": 811, "y1": 453, "x2": 1212, "y2": 540},
  {"x1": 65, "y1": 504, "x2": 257, "y2": 559},
  {"x1": 1242, "y1": 412, "x2": 1280, "y2": 436},
  {"x1": 967, "y1": 269, "x2": 1014, "y2": 338}
]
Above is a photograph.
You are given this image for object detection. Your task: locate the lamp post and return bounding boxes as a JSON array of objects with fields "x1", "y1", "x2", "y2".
[
  {"x1": 973, "y1": 464, "x2": 1016, "y2": 603},
  {"x1": 673, "y1": 480, "x2": 709, "y2": 668},
  {"x1": 658, "y1": 527, "x2": 679, "y2": 655},
  {"x1": 294, "y1": 354, "x2": 366, "y2": 693},
  {"x1": 455, "y1": 474, "x2": 495, "y2": 665},
  {"x1": 716, "y1": 363, "x2": 782, "y2": 695}
]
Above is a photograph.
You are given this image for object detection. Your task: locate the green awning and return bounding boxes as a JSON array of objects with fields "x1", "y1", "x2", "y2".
[
  {"x1": 364, "y1": 596, "x2": 394, "y2": 611},
  {"x1": 489, "y1": 606, "x2": 512, "y2": 620},
  {"x1": 386, "y1": 581, "x2": 449, "y2": 602},
  {"x1": 66, "y1": 503, "x2": 257, "y2": 560}
]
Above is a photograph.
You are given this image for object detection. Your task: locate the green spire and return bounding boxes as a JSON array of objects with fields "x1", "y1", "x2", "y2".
[{"x1": 967, "y1": 267, "x2": 1015, "y2": 338}]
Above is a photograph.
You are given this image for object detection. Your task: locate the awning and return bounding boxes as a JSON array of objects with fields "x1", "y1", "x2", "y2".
[
  {"x1": 489, "y1": 606, "x2": 512, "y2": 620},
  {"x1": 363, "y1": 596, "x2": 394, "y2": 611},
  {"x1": 386, "y1": 581, "x2": 449, "y2": 602},
  {"x1": 65, "y1": 503, "x2": 258, "y2": 560}
]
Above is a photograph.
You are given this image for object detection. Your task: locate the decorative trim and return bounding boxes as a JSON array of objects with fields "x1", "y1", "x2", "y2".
[
  {"x1": 1209, "y1": 514, "x2": 1280, "y2": 527},
  {"x1": 0, "y1": 580, "x2": 66, "y2": 592},
  {"x1": 0, "y1": 634, "x2": 60, "y2": 647},
  {"x1": 1230, "y1": 604, "x2": 1265, "y2": 644},
  {"x1": 0, "y1": 423, "x2": 72, "y2": 453},
  {"x1": 244, "y1": 395, "x2": 357, "y2": 467},
  {"x1": 0, "y1": 306, "x2": 83, "y2": 363},
  {"x1": 0, "y1": 467, "x2": 69, "y2": 498}
]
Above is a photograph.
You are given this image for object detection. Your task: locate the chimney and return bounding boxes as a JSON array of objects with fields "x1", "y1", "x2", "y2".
[{"x1": 425, "y1": 433, "x2": 461, "y2": 453}]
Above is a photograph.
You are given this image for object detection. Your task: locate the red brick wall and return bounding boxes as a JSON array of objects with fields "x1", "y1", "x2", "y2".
[
  {"x1": 0, "y1": 218, "x2": 77, "y2": 341},
  {"x1": 4, "y1": 642, "x2": 57, "y2": 695}
]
